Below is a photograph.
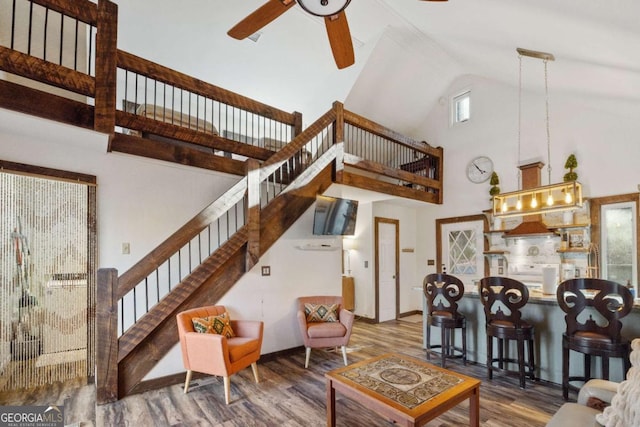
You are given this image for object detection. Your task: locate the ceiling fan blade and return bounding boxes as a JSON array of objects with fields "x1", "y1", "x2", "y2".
[
  {"x1": 324, "y1": 11, "x2": 355, "y2": 70},
  {"x1": 228, "y1": 0, "x2": 296, "y2": 40}
]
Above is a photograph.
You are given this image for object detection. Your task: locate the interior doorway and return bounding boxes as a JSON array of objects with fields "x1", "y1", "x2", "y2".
[
  {"x1": 375, "y1": 217, "x2": 399, "y2": 322},
  {"x1": 0, "y1": 161, "x2": 96, "y2": 396}
]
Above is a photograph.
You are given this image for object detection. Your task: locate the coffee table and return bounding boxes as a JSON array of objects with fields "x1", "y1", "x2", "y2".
[{"x1": 325, "y1": 352, "x2": 480, "y2": 426}]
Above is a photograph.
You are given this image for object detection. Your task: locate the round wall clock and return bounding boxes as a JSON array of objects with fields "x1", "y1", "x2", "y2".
[{"x1": 466, "y1": 156, "x2": 494, "y2": 183}]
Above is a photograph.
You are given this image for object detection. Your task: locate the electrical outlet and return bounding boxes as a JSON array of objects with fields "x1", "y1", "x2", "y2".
[
  {"x1": 261, "y1": 266, "x2": 271, "y2": 276},
  {"x1": 122, "y1": 242, "x2": 130, "y2": 255}
]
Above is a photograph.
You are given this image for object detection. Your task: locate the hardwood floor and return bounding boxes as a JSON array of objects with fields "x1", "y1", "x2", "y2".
[{"x1": 4, "y1": 318, "x2": 566, "y2": 426}]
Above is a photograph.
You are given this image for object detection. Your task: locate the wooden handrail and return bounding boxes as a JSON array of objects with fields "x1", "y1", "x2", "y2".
[
  {"x1": 116, "y1": 50, "x2": 299, "y2": 126},
  {"x1": 116, "y1": 227, "x2": 249, "y2": 362},
  {"x1": 115, "y1": 177, "x2": 249, "y2": 300},
  {"x1": 260, "y1": 108, "x2": 337, "y2": 177},
  {"x1": 0, "y1": 47, "x2": 96, "y2": 96}
]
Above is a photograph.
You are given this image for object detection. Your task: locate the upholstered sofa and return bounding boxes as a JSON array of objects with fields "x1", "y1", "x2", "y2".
[
  {"x1": 546, "y1": 379, "x2": 618, "y2": 427},
  {"x1": 546, "y1": 338, "x2": 640, "y2": 427}
]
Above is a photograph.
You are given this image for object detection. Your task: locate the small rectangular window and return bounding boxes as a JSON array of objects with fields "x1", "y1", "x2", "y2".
[{"x1": 452, "y1": 91, "x2": 470, "y2": 125}]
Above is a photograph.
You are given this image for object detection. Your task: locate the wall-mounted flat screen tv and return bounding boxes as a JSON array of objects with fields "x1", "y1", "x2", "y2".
[{"x1": 312, "y1": 195, "x2": 358, "y2": 236}]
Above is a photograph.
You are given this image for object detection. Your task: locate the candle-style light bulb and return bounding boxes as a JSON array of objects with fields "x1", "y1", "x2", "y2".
[
  {"x1": 516, "y1": 197, "x2": 523, "y2": 211},
  {"x1": 531, "y1": 195, "x2": 538, "y2": 208},
  {"x1": 565, "y1": 191, "x2": 573, "y2": 204},
  {"x1": 547, "y1": 192, "x2": 554, "y2": 206}
]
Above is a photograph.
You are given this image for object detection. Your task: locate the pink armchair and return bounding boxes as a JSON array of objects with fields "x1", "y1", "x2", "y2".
[
  {"x1": 296, "y1": 296, "x2": 355, "y2": 368},
  {"x1": 176, "y1": 305, "x2": 264, "y2": 404}
]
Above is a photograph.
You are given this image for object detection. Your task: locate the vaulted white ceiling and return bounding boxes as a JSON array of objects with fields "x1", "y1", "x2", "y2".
[{"x1": 114, "y1": 0, "x2": 640, "y2": 137}]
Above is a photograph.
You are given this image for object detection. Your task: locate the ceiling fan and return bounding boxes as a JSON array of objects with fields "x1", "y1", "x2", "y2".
[{"x1": 228, "y1": 0, "x2": 448, "y2": 70}]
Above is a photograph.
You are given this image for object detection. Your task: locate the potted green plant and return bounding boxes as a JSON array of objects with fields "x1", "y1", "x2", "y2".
[
  {"x1": 489, "y1": 171, "x2": 500, "y2": 197},
  {"x1": 563, "y1": 154, "x2": 578, "y2": 182}
]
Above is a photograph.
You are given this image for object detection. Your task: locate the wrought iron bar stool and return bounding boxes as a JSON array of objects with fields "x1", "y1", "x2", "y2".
[
  {"x1": 557, "y1": 278, "x2": 633, "y2": 400},
  {"x1": 480, "y1": 276, "x2": 536, "y2": 388},
  {"x1": 423, "y1": 273, "x2": 467, "y2": 368}
]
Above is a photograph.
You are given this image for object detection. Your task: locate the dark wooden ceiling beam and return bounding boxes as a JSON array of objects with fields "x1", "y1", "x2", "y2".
[
  {"x1": 116, "y1": 111, "x2": 274, "y2": 160},
  {"x1": 341, "y1": 171, "x2": 440, "y2": 204},
  {"x1": 0, "y1": 79, "x2": 94, "y2": 129},
  {"x1": 109, "y1": 133, "x2": 246, "y2": 175}
]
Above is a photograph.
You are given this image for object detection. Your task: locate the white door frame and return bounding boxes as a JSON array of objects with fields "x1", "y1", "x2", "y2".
[
  {"x1": 436, "y1": 214, "x2": 488, "y2": 284},
  {"x1": 375, "y1": 217, "x2": 399, "y2": 323}
]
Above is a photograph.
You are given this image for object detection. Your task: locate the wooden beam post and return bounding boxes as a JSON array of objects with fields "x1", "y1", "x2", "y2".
[
  {"x1": 520, "y1": 161, "x2": 545, "y2": 223},
  {"x1": 95, "y1": 0, "x2": 118, "y2": 143},
  {"x1": 96, "y1": 268, "x2": 119, "y2": 404},
  {"x1": 333, "y1": 101, "x2": 344, "y2": 183},
  {"x1": 436, "y1": 145, "x2": 444, "y2": 204},
  {"x1": 246, "y1": 159, "x2": 260, "y2": 271},
  {"x1": 293, "y1": 111, "x2": 303, "y2": 138}
]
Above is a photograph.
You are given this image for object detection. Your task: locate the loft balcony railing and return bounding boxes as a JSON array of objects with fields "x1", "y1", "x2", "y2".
[
  {"x1": 113, "y1": 50, "x2": 302, "y2": 169},
  {"x1": 0, "y1": 0, "x2": 441, "y2": 200}
]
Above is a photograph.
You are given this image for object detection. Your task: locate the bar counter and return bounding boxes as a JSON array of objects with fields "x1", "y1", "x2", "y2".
[{"x1": 419, "y1": 286, "x2": 640, "y2": 385}]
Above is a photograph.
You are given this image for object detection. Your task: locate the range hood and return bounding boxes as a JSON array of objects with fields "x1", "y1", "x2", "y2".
[
  {"x1": 501, "y1": 162, "x2": 556, "y2": 238},
  {"x1": 502, "y1": 220, "x2": 555, "y2": 238}
]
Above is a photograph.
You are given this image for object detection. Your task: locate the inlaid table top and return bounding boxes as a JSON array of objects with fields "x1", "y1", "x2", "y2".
[{"x1": 325, "y1": 352, "x2": 480, "y2": 426}]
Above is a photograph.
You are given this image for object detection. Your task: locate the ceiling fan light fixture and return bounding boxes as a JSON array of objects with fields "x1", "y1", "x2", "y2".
[{"x1": 298, "y1": 0, "x2": 351, "y2": 17}]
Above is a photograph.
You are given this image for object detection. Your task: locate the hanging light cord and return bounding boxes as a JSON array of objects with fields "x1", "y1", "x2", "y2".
[
  {"x1": 544, "y1": 58, "x2": 552, "y2": 185},
  {"x1": 517, "y1": 54, "x2": 522, "y2": 190}
]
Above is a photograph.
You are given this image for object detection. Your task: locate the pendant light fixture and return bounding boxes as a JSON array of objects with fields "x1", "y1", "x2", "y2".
[{"x1": 493, "y1": 48, "x2": 583, "y2": 218}]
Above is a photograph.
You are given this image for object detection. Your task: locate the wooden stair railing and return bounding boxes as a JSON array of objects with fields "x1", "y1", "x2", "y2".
[
  {"x1": 96, "y1": 101, "x2": 442, "y2": 402},
  {"x1": 96, "y1": 106, "x2": 340, "y2": 403}
]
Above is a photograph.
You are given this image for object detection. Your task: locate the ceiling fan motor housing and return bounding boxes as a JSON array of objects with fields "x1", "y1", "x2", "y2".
[{"x1": 298, "y1": 0, "x2": 352, "y2": 17}]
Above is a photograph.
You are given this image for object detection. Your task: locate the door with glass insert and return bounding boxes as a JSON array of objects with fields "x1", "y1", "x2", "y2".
[{"x1": 441, "y1": 220, "x2": 484, "y2": 284}]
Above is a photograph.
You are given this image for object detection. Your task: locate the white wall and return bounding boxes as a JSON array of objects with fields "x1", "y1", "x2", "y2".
[
  {"x1": 345, "y1": 201, "x2": 375, "y2": 319},
  {"x1": 413, "y1": 74, "x2": 640, "y2": 227}
]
